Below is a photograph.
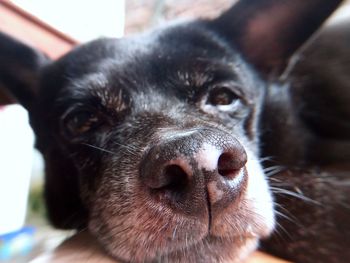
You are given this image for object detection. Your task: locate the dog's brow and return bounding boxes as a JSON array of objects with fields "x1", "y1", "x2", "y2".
[
  {"x1": 177, "y1": 70, "x2": 214, "y2": 87},
  {"x1": 64, "y1": 72, "x2": 130, "y2": 113},
  {"x1": 176, "y1": 63, "x2": 242, "y2": 89},
  {"x1": 91, "y1": 88, "x2": 129, "y2": 113}
]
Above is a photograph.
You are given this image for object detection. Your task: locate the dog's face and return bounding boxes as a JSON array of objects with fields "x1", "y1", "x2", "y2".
[
  {"x1": 0, "y1": 0, "x2": 342, "y2": 262},
  {"x1": 39, "y1": 27, "x2": 272, "y2": 262}
]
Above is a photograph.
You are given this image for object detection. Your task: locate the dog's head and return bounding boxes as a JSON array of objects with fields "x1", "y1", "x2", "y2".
[{"x1": 0, "y1": 0, "x2": 342, "y2": 262}]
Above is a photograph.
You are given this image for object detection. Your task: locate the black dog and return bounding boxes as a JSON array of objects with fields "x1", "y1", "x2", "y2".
[
  {"x1": 0, "y1": 0, "x2": 347, "y2": 262},
  {"x1": 261, "y1": 13, "x2": 350, "y2": 262}
]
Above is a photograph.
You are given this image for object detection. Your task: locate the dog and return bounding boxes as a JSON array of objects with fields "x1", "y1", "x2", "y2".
[
  {"x1": 0, "y1": 0, "x2": 347, "y2": 262},
  {"x1": 260, "y1": 11, "x2": 350, "y2": 262}
]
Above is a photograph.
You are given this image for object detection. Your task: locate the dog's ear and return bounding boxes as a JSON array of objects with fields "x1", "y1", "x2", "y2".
[
  {"x1": 0, "y1": 32, "x2": 87, "y2": 229},
  {"x1": 209, "y1": 0, "x2": 343, "y2": 77},
  {"x1": 0, "y1": 32, "x2": 49, "y2": 108}
]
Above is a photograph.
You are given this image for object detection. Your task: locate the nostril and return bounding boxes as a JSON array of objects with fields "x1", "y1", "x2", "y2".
[
  {"x1": 217, "y1": 152, "x2": 246, "y2": 179},
  {"x1": 161, "y1": 165, "x2": 189, "y2": 192}
]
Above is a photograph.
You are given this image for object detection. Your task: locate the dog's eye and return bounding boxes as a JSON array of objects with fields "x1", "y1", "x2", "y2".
[
  {"x1": 64, "y1": 111, "x2": 100, "y2": 137},
  {"x1": 207, "y1": 87, "x2": 240, "y2": 106}
]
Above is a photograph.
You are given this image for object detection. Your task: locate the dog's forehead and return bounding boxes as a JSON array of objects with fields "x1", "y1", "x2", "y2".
[
  {"x1": 45, "y1": 22, "x2": 260, "y2": 103},
  {"x1": 64, "y1": 24, "x2": 239, "y2": 73}
]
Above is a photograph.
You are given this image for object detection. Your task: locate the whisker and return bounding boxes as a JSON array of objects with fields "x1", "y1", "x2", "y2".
[
  {"x1": 259, "y1": 156, "x2": 274, "y2": 163},
  {"x1": 273, "y1": 220, "x2": 293, "y2": 241},
  {"x1": 274, "y1": 210, "x2": 298, "y2": 225},
  {"x1": 82, "y1": 143, "x2": 117, "y2": 155},
  {"x1": 264, "y1": 165, "x2": 286, "y2": 177},
  {"x1": 273, "y1": 203, "x2": 296, "y2": 220},
  {"x1": 264, "y1": 165, "x2": 283, "y2": 173},
  {"x1": 270, "y1": 186, "x2": 321, "y2": 205},
  {"x1": 172, "y1": 224, "x2": 178, "y2": 239},
  {"x1": 82, "y1": 142, "x2": 141, "y2": 157},
  {"x1": 268, "y1": 177, "x2": 284, "y2": 183},
  {"x1": 112, "y1": 141, "x2": 141, "y2": 153}
]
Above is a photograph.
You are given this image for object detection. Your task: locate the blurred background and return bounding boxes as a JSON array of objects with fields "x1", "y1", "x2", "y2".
[{"x1": 0, "y1": 0, "x2": 348, "y2": 262}]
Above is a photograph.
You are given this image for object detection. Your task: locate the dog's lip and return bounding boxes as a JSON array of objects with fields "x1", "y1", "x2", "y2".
[
  {"x1": 175, "y1": 232, "x2": 259, "y2": 253},
  {"x1": 172, "y1": 225, "x2": 259, "y2": 249},
  {"x1": 163, "y1": 232, "x2": 257, "y2": 257},
  {"x1": 207, "y1": 225, "x2": 260, "y2": 239},
  {"x1": 207, "y1": 232, "x2": 259, "y2": 240}
]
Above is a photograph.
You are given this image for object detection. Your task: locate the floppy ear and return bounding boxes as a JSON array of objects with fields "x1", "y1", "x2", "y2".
[
  {"x1": 0, "y1": 32, "x2": 49, "y2": 108},
  {"x1": 0, "y1": 32, "x2": 87, "y2": 229},
  {"x1": 209, "y1": 0, "x2": 344, "y2": 77}
]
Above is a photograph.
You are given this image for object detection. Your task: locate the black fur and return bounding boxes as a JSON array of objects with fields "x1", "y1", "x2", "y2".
[{"x1": 0, "y1": 0, "x2": 348, "y2": 262}]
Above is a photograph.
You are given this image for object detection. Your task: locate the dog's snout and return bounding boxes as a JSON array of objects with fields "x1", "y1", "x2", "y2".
[{"x1": 140, "y1": 128, "x2": 248, "y2": 218}]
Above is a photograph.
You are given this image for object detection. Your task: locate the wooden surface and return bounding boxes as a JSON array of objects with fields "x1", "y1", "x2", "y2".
[
  {"x1": 31, "y1": 231, "x2": 290, "y2": 263},
  {"x1": 0, "y1": 1, "x2": 77, "y2": 59}
]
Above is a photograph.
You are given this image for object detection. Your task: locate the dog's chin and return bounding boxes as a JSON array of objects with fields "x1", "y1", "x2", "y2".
[
  {"x1": 91, "y1": 218, "x2": 267, "y2": 262},
  {"x1": 94, "y1": 227, "x2": 260, "y2": 263},
  {"x1": 152, "y1": 235, "x2": 260, "y2": 263}
]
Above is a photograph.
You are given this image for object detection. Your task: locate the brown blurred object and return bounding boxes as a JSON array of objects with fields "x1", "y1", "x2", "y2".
[
  {"x1": 31, "y1": 231, "x2": 291, "y2": 263},
  {"x1": 245, "y1": 251, "x2": 291, "y2": 263},
  {"x1": 0, "y1": 1, "x2": 77, "y2": 59}
]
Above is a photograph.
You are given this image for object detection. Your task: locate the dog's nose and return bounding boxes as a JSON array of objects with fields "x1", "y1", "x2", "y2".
[{"x1": 140, "y1": 128, "x2": 247, "y2": 218}]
